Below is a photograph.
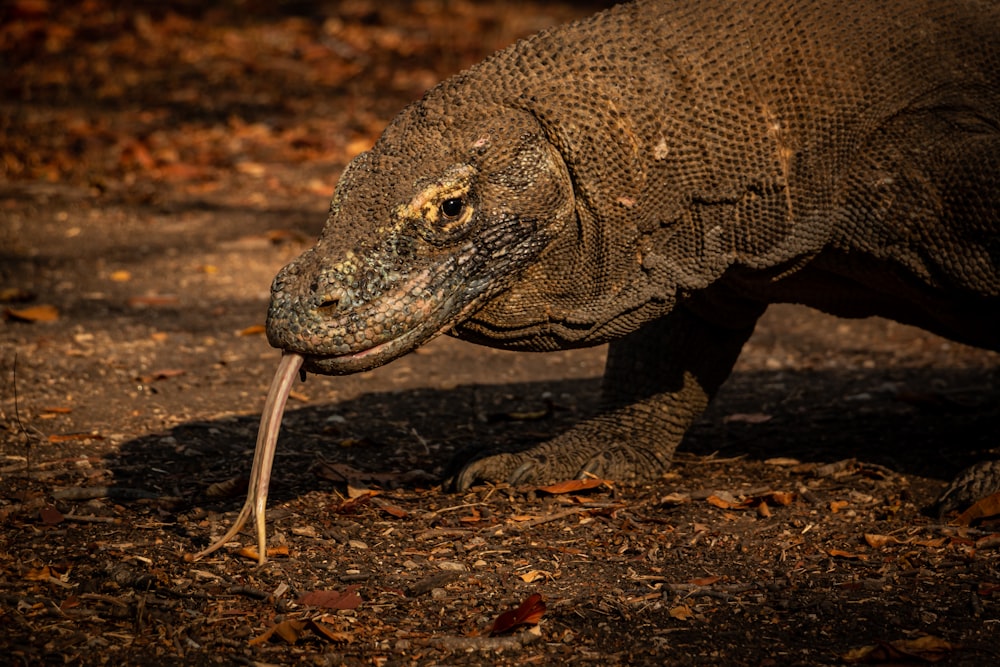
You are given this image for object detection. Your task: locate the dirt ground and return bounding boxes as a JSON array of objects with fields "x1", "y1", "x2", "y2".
[{"x1": 2, "y1": 1, "x2": 999, "y2": 665}]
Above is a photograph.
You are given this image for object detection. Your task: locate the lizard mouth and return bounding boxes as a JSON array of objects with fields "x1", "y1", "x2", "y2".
[{"x1": 296, "y1": 291, "x2": 490, "y2": 375}]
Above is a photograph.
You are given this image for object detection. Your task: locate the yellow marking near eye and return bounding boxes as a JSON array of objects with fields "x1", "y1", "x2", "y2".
[{"x1": 393, "y1": 164, "x2": 477, "y2": 232}]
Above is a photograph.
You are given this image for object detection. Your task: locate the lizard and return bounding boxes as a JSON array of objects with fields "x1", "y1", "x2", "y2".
[{"x1": 248, "y1": 0, "x2": 999, "y2": 555}]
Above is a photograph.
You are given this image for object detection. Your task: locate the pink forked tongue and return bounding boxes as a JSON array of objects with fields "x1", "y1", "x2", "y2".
[{"x1": 187, "y1": 352, "x2": 304, "y2": 564}]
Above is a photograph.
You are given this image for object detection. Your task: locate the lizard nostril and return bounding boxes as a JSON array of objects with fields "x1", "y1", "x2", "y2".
[{"x1": 317, "y1": 295, "x2": 340, "y2": 312}]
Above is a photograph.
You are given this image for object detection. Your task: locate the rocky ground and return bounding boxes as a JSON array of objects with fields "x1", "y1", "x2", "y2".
[{"x1": 2, "y1": 1, "x2": 998, "y2": 665}]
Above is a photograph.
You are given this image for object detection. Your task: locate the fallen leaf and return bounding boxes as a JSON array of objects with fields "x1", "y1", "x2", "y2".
[
  {"x1": 127, "y1": 294, "x2": 179, "y2": 307},
  {"x1": 659, "y1": 492, "x2": 691, "y2": 505},
  {"x1": 828, "y1": 549, "x2": 867, "y2": 560},
  {"x1": 519, "y1": 570, "x2": 551, "y2": 583},
  {"x1": 669, "y1": 604, "x2": 695, "y2": 621},
  {"x1": 842, "y1": 634, "x2": 958, "y2": 663},
  {"x1": 764, "y1": 491, "x2": 795, "y2": 506},
  {"x1": 42, "y1": 406, "x2": 72, "y2": 414},
  {"x1": 706, "y1": 495, "x2": 733, "y2": 509},
  {"x1": 298, "y1": 586, "x2": 363, "y2": 610},
  {"x1": 376, "y1": 500, "x2": 408, "y2": 519},
  {"x1": 4, "y1": 304, "x2": 59, "y2": 322},
  {"x1": 239, "y1": 324, "x2": 266, "y2": 336},
  {"x1": 136, "y1": 368, "x2": 186, "y2": 383},
  {"x1": 489, "y1": 593, "x2": 546, "y2": 635},
  {"x1": 109, "y1": 270, "x2": 131, "y2": 282},
  {"x1": 722, "y1": 412, "x2": 772, "y2": 424},
  {"x1": 265, "y1": 229, "x2": 309, "y2": 244},
  {"x1": 536, "y1": 478, "x2": 609, "y2": 495},
  {"x1": 346, "y1": 482, "x2": 380, "y2": 500},
  {"x1": 0, "y1": 287, "x2": 35, "y2": 302},
  {"x1": 238, "y1": 545, "x2": 289, "y2": 561},
  {"x1": 954, "y1": 492, "x2": 1000, "y2": 526},
  {"x1": 689, "y1": 575, "x2": 721, "y2": 586},
  {"x1": 307, "y1": 618, "x2": 353, "y2": 643},
  {"x1": 249, "y1": 618, "x2": 308, "y2": 646},
  {"x1": 505, "y1": 408, "x2": 550, "y2": 420},
  {"x1": 829, "y1": 500, "x2": 850, "y2": 513},
  {"x1": 864, "y1": 534, "x2": 901, "y2": 549},
  {"x1": 24, "y1": 566, "x2": 54, "y2": 581},
  {"x1": 39, "y1": 506, "x2": 64, "y2": 525},
  {"x1": 48, "y1": 432, "x2": 102, "y2": 443},
  {"x1": 765, "y1": 457, "x2": 801, "y2": 467},
  {"x1": 204, "y1": 476, "x2": 247, "y2": 499},
  {"x1": 458, "y1": 508, "x2": 481, "y2": 523},
  {"x1": 756, "y1": 501, "x2": 772, "y2": 518}
]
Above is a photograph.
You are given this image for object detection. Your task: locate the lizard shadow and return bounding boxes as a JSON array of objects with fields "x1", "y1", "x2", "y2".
[{"x1": 108, "y1": 365, "x2": 998, "y2": 531}]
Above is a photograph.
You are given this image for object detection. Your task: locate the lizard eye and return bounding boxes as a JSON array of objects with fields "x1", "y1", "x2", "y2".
[{"x1": 440, "y1": 198, "x2": 464, "y2": 220}]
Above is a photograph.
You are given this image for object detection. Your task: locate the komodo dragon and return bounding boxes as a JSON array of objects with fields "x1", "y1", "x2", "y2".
[{"x1": 192, "y1": 0, "x2": 1000, "y2": 562}]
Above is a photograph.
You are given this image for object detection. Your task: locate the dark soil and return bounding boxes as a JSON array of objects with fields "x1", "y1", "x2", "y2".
[{"x1": 2, "y1": 2, "x2": 998, "y2": 665}]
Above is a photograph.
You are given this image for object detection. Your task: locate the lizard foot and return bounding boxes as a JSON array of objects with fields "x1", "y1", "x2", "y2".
[
  {"x1": 933, "y1": 460, "x2": 1000, "y2": 517},
  {"x1": 448, "y1": 438, "x2": 674, "y2": 491}
]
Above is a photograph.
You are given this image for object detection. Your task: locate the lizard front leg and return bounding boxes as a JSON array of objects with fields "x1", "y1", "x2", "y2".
[{"x1": 450, "y1": 303, "x2": 762, "y2": 490}]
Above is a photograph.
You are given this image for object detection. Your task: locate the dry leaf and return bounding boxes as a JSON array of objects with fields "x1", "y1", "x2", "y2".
[
  {"x1": 829, "y1": 500, "x2": 850, "y2": 513},
  {"x1": 659, "y1": 492, "x2": 691, "y2": 505},
  {"x1": 536, "y1": 478, "x2": 608, "y2": 495},
  {"x1": 238, "y1": 324, "x2": 266, "y2": 336},
  {"x1": 48, "y1": 432, "x2": 102, "y2": 443},
  {"x1": 689, "y1": 575, "x2": 721, "y2": 586},
  {"x1": 519, "y1": 570, "x2": 551, "y2": 583},
  {"x1": 42, "y1": 406, "x2": 72, "y2": 414},
  {"x1": 0, "y1": 287, "x2": 35, "y2": 302},
  {"x1": 458, "y1": 508, "x2": 481, "y2": 523},
  {"x1": 864, "y1": 534, "x2": 901, "y2": 549},
  {"x1": 39, "y1": 506, "x2": 64, "y2": 525},
  {"x1": 756, "y1": 501, "x2": 772, "y2": 518},
  {"x1": 764, "y1": 491, "x2": 795, "y2": 506},
  {"x1": 842, "y1": 634, "x2": 958, "y2": 663},
  {"x1": 127, "y1": 294, "x2": 179, "y2": 307},
  {"x1": 669, "y1": 604, "x2": 695, "y2": 621},
  {"x1": 250, "y1": 618, "x2": 308, "y2": 646},
  {"x1": 489, "y1": 593, "x2": 546, "y2": 635},
  {"x1": 109, "y1": 270, "x2": 131, "y2": 282},
  {"x1": 346, "y1": 483, "x2": 380, "y2": 500},
  {"x1": 298, "y1": 586, "x2": 362, "y2": 610},
  {"x1": 706, "y1": 495, "x2": 733, "y2": 509},
  {"x1": 828, "y1": 549, "x2": 867, "y2": 560},
  {"x1": 4, "y1": 304, "x2": 59, "y2": 322},
  {"x1": 722, "y1": 412, "x2": 772, "y2": 424},
  {"x1": 238, "y1": 545, "x2": 289, "y2": 561},
  {"x1": 765, "y1": 457, "x2": 801, "y2": 466},
  {"x1": 136, "y1": 368, "x2": 186, "y2": 383},
  {"x1": 376, "y1": 501, "x2": 408, "y2": 519},
  {"x1": 25, "y1": 566, "x2": 55, "y2": 582},
  {"x1": 307, "y1": 618, "x2": 353, "y2": 643},
  {"x1": 204, "y1": 476, "x2": 247, "y2": 499},
  {"x1": 954, "y1": 492, "x2": 1000, "y2": 526}
]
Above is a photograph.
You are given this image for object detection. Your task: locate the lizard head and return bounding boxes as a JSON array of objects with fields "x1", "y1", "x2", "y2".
[{"x1": 266, "y1": 101, "x2": 575, "y2": 374}]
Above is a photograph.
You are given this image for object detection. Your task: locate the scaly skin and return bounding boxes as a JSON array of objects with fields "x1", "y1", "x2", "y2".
[{"x1": 266, "y1": 0, "x2": 1000, "y2": 502}]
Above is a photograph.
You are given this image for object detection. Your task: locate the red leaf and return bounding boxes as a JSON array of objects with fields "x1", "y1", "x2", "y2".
[
  {"x1": 537, "y1": 479, "x2": 609, "y2": 495},
  {"x1": 489, "y1": 593, "x2": 546, "y2": 636},
  {"x1": 297, "y1": 585, "x2": 362, "y2": 610}
]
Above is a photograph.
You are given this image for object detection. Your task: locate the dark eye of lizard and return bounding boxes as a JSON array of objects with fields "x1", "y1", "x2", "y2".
[{"x1": 440, "y1": 198, "x2": 464, "y2": 219}]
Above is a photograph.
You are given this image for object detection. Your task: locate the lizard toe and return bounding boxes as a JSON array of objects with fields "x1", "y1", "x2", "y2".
[
  {"x1": 578, "y1": 444, "x2": 672, "y2": 483},
  {"x1": 449, "y1": 451, "x2": 520, "y2": 491}
]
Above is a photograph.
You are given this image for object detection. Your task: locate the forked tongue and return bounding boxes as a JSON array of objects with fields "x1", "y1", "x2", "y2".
[{"x1": 186, "y1": 352, "x2": 304, "y2": 564}]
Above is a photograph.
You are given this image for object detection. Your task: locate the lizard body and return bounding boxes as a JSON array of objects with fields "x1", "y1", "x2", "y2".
[{"x1": 266, "y1": 0, "x2": 999, "y2": 501}]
